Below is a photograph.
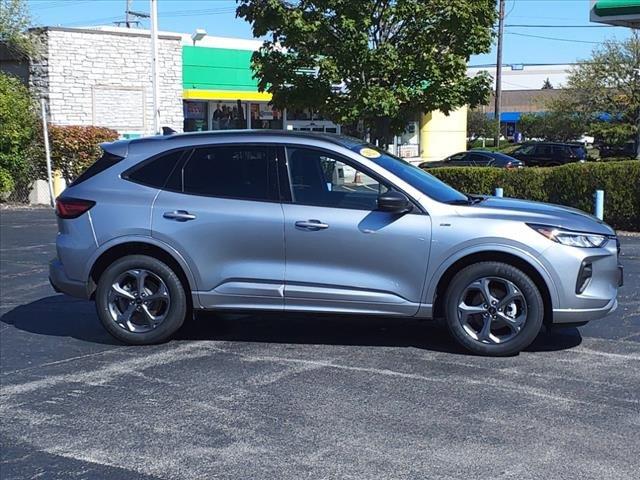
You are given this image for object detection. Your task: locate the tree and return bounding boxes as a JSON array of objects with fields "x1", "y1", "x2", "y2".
[
  {"x1": 0, "y1": 72, "x2": 38, "y2": 195},
  {"x1": 467, "y1": 109, "x2": 498, "y2": 141},
  {"x1": 236, "y1": 0, "x2": 497, "y2": 147},
  {"x1": 47, "y1": 125, "x2": 119, "y2": 182},
  {"x1": 561, "y1": 32, "x2": 640, "y2": 159},
  {"x1": 518, "y1": 110, "x2": 588, "y2": 143},
  {"x1": 0, "y1": 0, "x2": 37, "y2": 57},
  {"x1": 541, "y1": 77, "x2": 553, "y2": 89}
]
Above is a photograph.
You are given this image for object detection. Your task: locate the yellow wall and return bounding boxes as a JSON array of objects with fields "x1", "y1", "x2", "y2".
[{"x1": 419, "y1": 106, "x2": 467, "y2": 162}]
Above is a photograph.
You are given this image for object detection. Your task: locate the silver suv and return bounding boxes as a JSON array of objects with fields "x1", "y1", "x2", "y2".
[{"x1": 49, "y1": 131, "x2": 623, "y2": 355}]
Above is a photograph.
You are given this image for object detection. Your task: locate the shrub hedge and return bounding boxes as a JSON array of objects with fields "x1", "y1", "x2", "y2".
[{"x1": 427, "y1": 161, "x2": 640, "y2": 231}]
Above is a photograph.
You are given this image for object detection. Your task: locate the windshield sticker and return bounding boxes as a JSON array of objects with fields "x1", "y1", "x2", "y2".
[{"x1": 359, "y1": 147, "x2": 381, "y2": 158}]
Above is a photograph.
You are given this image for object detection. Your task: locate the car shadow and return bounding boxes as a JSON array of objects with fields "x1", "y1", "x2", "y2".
[{"x1": 1, "y1": 295, "x2": 583, "y2": 354}]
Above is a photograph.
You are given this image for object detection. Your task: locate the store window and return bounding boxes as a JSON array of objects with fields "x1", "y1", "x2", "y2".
[
  {"x1": 183, "y1": 101, "x2": 208, "y2": 132},
  {"x1": 250, "y1": 103, "x2": 283, "y2": 129},
  {"x1": 211, "y1": 101, "x2": 247, "y2": 130}
]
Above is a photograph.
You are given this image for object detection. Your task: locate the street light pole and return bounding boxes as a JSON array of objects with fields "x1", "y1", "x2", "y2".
[
  {"x1": 494, "y1": 0, "x2": 505, "y2": 148},
  {"x1": 150, "y1": 0, "x2": 160, "y2": 135}
]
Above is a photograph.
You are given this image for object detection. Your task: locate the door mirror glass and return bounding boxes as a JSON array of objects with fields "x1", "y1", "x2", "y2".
[{"x1": 377, "y1": 191, "x2": 411, "y2": 213}]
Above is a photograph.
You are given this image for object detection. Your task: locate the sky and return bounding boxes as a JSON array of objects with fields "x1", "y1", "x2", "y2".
[{"x1": 27, "y1": 0, "x2": 634, "y2": 66}]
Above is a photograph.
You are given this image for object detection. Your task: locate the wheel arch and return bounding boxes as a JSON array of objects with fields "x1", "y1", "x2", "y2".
[
  {"x1": 431, "y1": 249, "x2": 556, "y2": 326},
  {"x1": 86, "y1": 237, "x2": 197, "y2": 303}
]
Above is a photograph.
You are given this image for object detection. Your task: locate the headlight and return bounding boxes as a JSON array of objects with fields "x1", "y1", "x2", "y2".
[{"x1": 528, "y1": 224, "x2": 608, "y2": 248}]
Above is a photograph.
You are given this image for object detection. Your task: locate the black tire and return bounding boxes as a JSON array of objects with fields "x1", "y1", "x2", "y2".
[
  {"x1": 444, "y1": 261, "x2": 544, "y2": 356},
  {"x1": 95, "y1": 255, "x2": 188, "y2": 345}
]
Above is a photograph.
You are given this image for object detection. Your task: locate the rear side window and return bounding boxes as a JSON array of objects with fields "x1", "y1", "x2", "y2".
[
  {"x1": 127, "y1": 150, "x2": 184, "y2": 188},
  {"x1": 180, "y1": 146, "x2": 277, "y2": 201},
  {"x1": 535, "y1": 145, "x2": 553, "y2": 156},
  {"x1": 71, "y1": 151, "x2": 124, "y2": 186}
]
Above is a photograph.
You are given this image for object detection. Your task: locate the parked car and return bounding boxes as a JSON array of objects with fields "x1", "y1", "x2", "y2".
[
  {"x1": 50, "y1": 131, "x2": 622, "y2": 356},
  {"x1": 510, "y1": 142, "x2": 586, "y2": 166},
  {"x1": 419, "y1": 151, "x2": 524, "y2": 169},
  {"x1": 597, "y1": 141, "x2": 637, "y2": 159}
]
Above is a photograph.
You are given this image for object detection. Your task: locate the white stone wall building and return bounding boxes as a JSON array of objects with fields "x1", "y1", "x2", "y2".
[{"x1": 30, "y1": 26, "x2": 184, "y2": 137}]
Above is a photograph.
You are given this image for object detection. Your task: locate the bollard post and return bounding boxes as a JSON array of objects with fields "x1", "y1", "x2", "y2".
[
  {"x1": 495, "y1": 187, "x2": 503, "y2": 198},
  {"x1": 595, "y1": 190, "x2": 604, "y2": 220}
]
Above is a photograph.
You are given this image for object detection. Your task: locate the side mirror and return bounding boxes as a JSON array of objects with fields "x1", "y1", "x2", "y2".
[{"x1": 377, "y1": 190, "x2": 411, "y2": 213}]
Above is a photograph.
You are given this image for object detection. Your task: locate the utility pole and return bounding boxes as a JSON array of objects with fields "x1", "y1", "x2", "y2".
[
  {"x1": 125, "y1": 0, "x2": 131, "y2": 27},
  {"x1": 494, "y1": 0, "x2": 505, "y2": 148},
  {"x1": 150, "y1": 0, "x2": 160, "y2": 135}
]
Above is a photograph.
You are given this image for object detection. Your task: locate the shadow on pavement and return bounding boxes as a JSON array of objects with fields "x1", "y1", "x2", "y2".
[
  {"x1": 1, "y1": 295, "x2": 582, "y2": 354},
  {"x1": 0, "y1": 295, "x2": 120, "y2": 345}
]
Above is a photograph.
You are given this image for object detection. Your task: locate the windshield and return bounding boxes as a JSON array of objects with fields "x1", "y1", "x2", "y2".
[{"x1": 351, "y1": 145, "x2": 469, "y2": 204}]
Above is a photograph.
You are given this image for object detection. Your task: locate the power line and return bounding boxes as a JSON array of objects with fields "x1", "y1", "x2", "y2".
[
  {"x1": 505, "y1": 24, "x2": 615, "y2": 28},
  {"x1": 506, "y1": 32, "x2": 603, "y2": 44}
]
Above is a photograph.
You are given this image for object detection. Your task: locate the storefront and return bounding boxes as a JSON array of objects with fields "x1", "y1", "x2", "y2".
[{"x1": 182, "y1": 43, "x2": 336, "y2": 134}]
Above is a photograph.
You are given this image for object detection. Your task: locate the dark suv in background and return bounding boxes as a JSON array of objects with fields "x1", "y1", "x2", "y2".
[{"x1": 511, "y1": 142, "x2": 587, "y2": 166}]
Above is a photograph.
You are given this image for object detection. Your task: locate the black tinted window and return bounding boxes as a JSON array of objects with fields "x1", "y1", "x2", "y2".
[
  {"x1": 128, "y1": 150, "x2": 183, "y2": 188},
  {"x1": 535, "y1": 145, "x2": 553, "y2": 156},
  {"x1": 287, "y1": 147, "x2": 388, "y2": 210},
  {"x1": 71, "y1": 151, "x2": 124, "y2": 186},
  {"x1": 468, "y1": 153, "x2": 490, "y2": 164},
  {"x1": 181, "y1": 146, "x2": 275, "y2": 201}
]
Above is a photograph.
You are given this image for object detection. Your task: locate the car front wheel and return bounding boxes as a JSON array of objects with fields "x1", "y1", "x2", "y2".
[
  {"x1": 95, "y1": 255, "x2": 188, "y2": 345},
  {"x1": 444, "y1": 261, "x2": 544, "y2": 356}
]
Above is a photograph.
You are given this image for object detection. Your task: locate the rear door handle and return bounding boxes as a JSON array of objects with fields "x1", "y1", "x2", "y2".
[
  {"x1": 295, "y1": 220, "x2": 329, "y2": 231},
  {"x1": 163, "y1": 210, "x2": 196, "y2": 222}
]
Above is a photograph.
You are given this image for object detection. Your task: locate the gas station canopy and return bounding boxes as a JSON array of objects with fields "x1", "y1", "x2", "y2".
[{"x1": 591, "y1": 0, "x2": 640, "y2": 27}]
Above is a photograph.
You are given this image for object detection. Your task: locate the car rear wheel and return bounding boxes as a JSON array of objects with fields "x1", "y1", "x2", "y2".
[
  {"x1": 444, "y1": 261, "x2": 544, "y2": 356},
  {"x1": 95, "y1": 255, "x2": 187, "y2": 345}
]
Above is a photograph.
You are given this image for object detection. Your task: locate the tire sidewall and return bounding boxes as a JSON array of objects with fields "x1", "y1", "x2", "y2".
[
  {"x1": 96, "y1": 255, "x2": 187, "y2": 345},
  {"x1": 444, "y1": 262, "x2": 544, "y2": 356}
]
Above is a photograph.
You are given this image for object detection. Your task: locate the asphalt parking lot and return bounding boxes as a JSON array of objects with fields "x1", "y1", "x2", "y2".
[{"x1": 1, "y1": 208, "x2": 639, "y2": 480}]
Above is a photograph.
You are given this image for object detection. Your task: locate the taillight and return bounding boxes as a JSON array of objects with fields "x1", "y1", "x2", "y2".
[{"x1": 55, "y1": 197, "x2": 95, "y2": 219}]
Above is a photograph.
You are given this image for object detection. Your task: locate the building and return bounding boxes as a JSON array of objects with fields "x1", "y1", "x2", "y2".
[
  {"x1": 0, "y1": 25, "x2": 467, "y2": 164},
  {"x1": 467, "y1": 64, "x2": 573, "y2": 137}
]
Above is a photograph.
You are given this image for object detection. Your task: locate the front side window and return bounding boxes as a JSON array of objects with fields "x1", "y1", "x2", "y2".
[
  {"x1": 349, "y1": 145, "x2": 468, "y2": 204},
  {"x1": 514, "y1": 145, "x2": 535, "y2": 156},
  {"x1": 287, "y1": 147, "x2": 388, "y2": 211},
  {"x1": 447, "y1": 153, "x2": 467, "y2": 162},
  {"x1": 180, "y1": 146, "x2": 276, "y2": 201}
]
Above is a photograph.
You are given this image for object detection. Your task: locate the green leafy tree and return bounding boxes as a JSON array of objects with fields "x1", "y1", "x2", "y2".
[
  {"x1": 237, "y1": 0, "x2": 497, "y2": 147},
  {"x1": 561, "y1": 32, "x2": 640, "y2": 158},
  {"x1": 518, "y1": 103, "x2": 590, "y2": 143},
  {"x1": 541, "y1": 77, "x2": 553, "y2": 89},
  {"x1": 0, "y1": 0, "x2": 37, "y2": 57},
  {"x1": 467, "y1": 109, "x2": 498, "y2": 141},
  {"x1": 0, "y1": 72, "x2": 38, "y2": 195}
]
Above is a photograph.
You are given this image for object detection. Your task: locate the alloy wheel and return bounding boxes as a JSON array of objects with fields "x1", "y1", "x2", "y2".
[
  {"x1": 457, "y1": 276, "x2": 527, "y2": 344},
  {"x1": 107, "y1": 269, "x2": 171, "y2": 333}
]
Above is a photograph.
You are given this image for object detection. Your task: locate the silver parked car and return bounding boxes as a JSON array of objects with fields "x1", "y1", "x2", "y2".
[{"x1": 50, "y1": 131, "x2": 623, "y2": 356}]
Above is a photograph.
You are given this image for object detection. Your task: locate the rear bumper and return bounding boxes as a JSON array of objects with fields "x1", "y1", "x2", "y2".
[
  {"x1": 49, "y1": 258, "x2": 89, "y2": 299},
  {"x1": 552, "y1": 297, "x2": 618, "y2": 324}
]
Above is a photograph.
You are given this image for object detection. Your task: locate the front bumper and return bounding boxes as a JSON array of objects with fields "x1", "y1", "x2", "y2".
[
  {"x1": 552, "y1": 297, "x2": 618, "y2": 324},
  {"x1": 49, "y1": 258, "x2": 89, "y2": 299}
]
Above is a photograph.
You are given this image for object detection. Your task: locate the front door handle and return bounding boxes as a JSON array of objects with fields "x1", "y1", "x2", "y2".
[
  {"x1": 163, "y1": 210, "x2": 196, "y2": 222},
  {"x1": 295, "y1": 219, "x2": 329, "y2": 231}
]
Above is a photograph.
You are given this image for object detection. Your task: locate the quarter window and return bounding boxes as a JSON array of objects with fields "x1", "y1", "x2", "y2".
[
  {"x1": 127, "y1": 150, "x2": 183, "y2": 188},
  {"x1": 180, "y1": 146, "x2": 276, "y2": 201},
  {"x1": 287, "y1": 147, "x2": 388, "y2": 211}
]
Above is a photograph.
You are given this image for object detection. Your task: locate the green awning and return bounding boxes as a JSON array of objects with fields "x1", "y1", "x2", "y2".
[{"x1": 594, "y1": 0, "x2": 640, "y2": 17}]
